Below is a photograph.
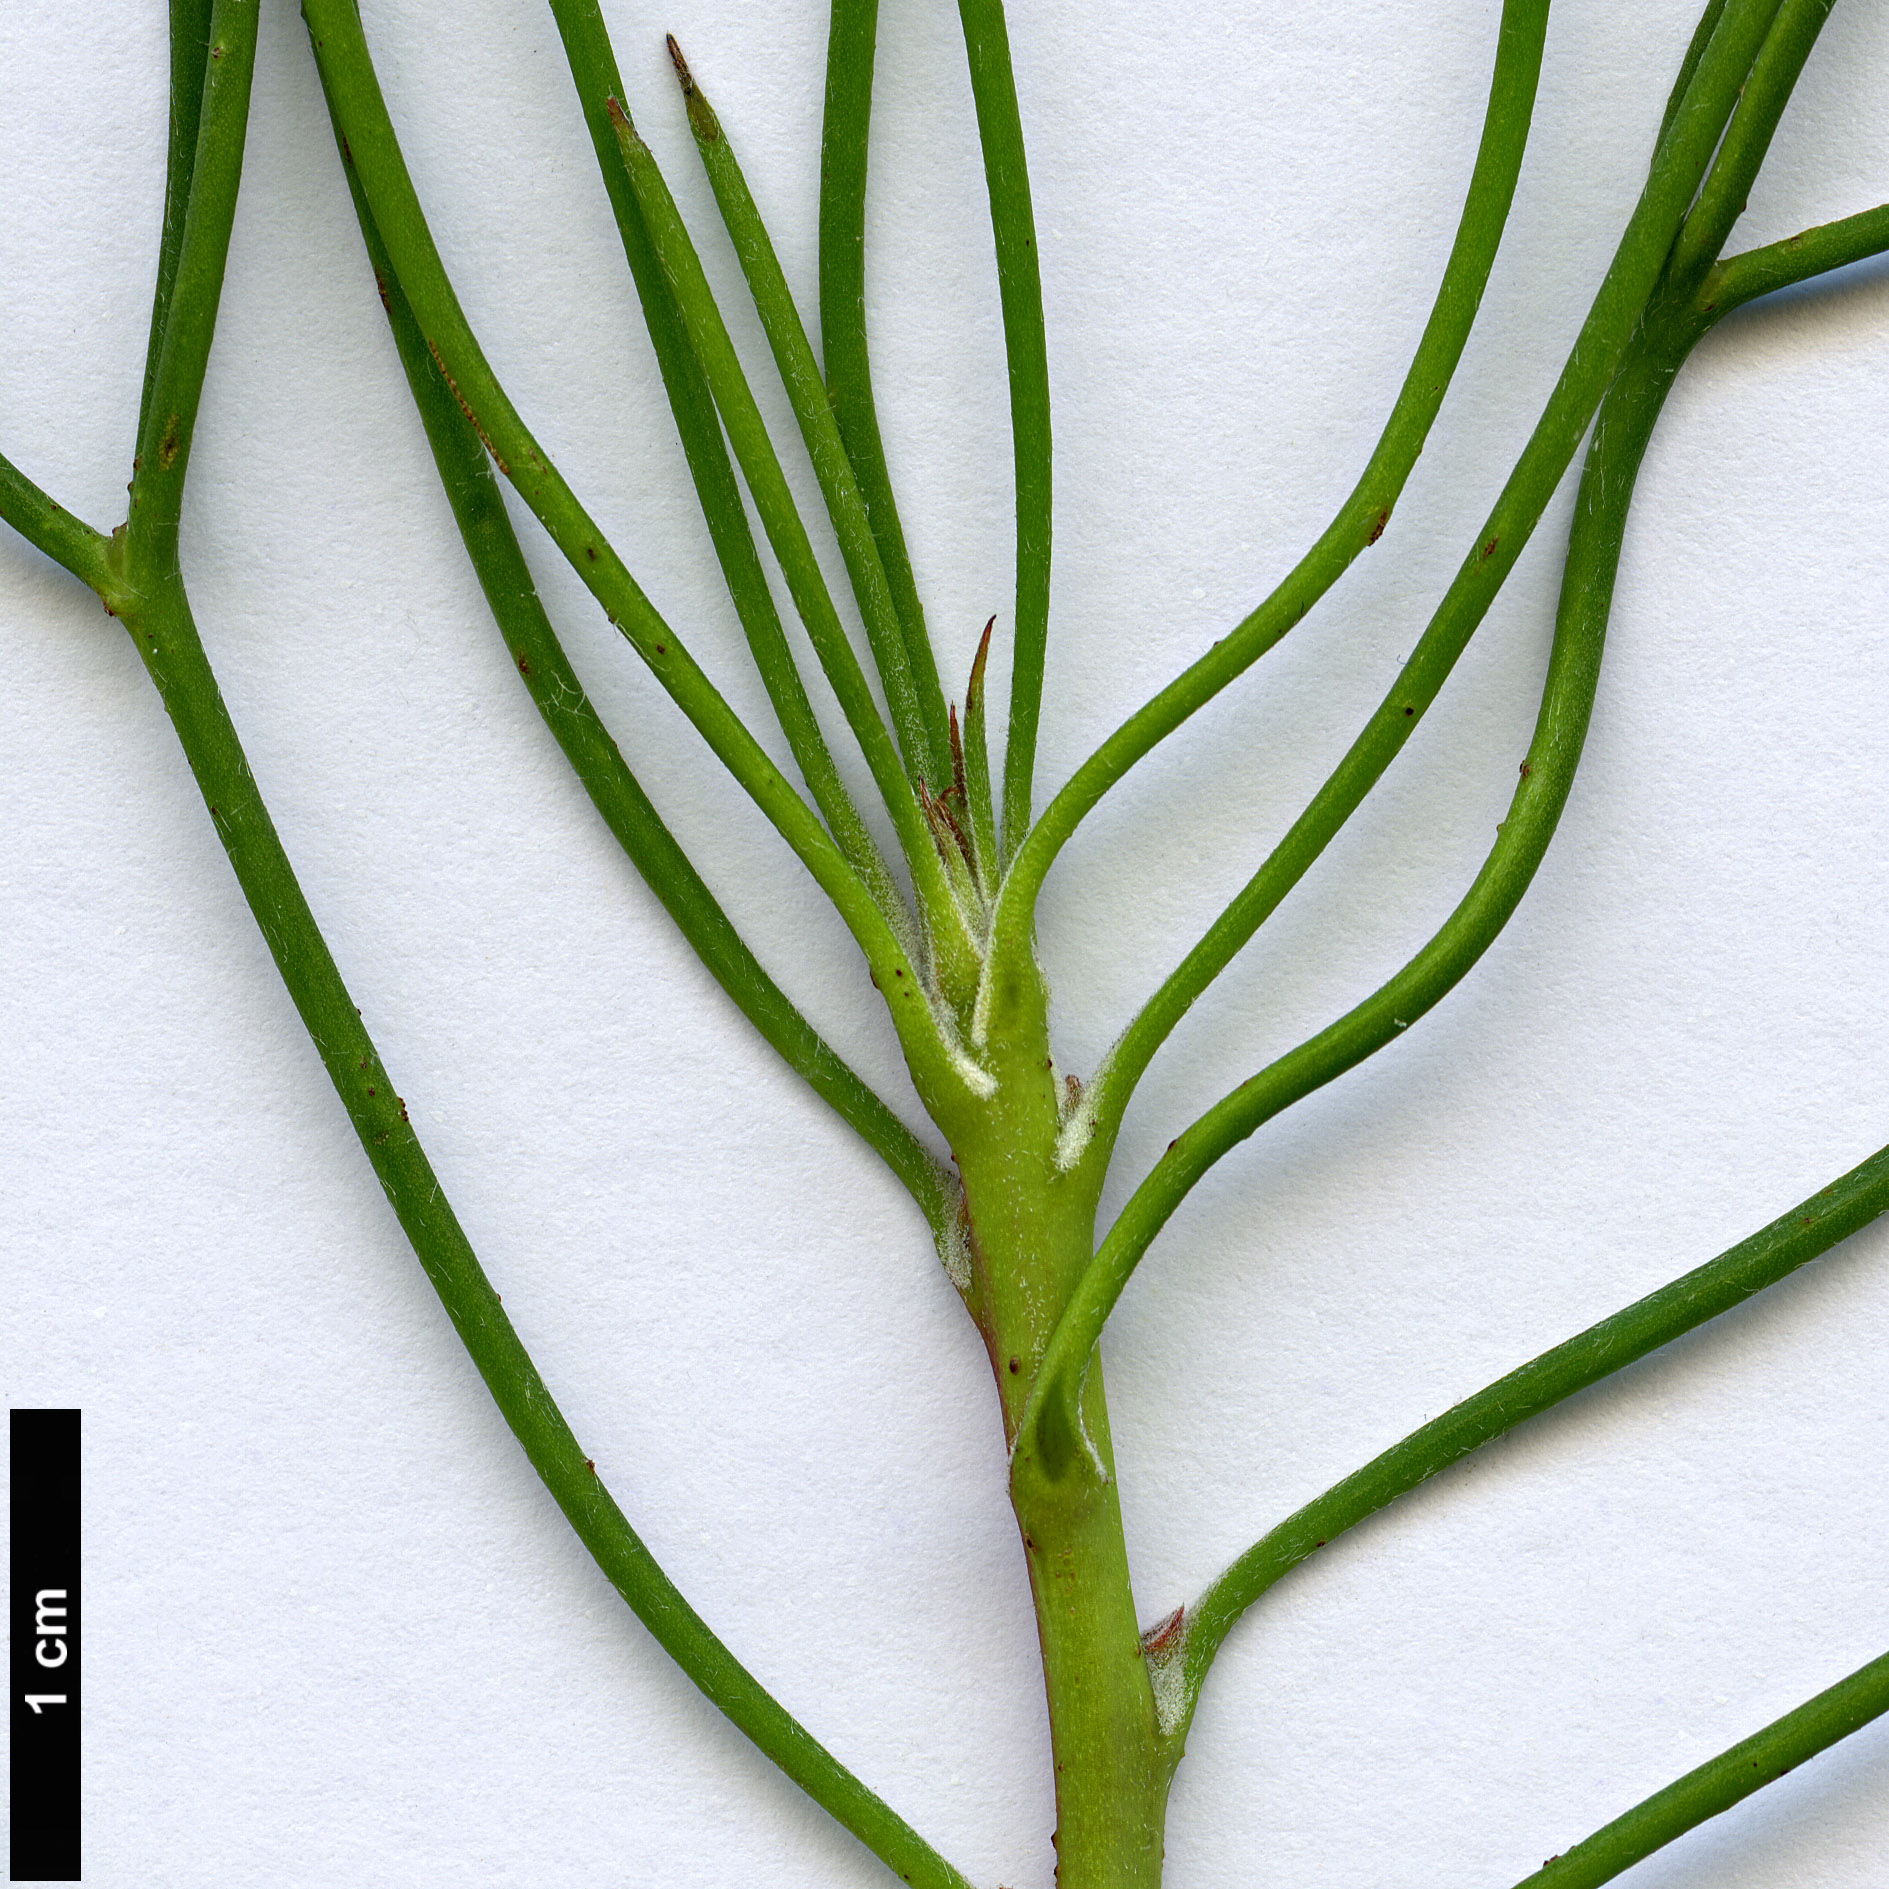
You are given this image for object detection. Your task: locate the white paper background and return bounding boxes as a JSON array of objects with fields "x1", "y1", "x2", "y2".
[{"x1": 3, "y1": 1, "x2": 1887, "y2": 1883}]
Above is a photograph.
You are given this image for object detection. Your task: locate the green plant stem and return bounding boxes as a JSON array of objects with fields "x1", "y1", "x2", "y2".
[
  {"x1": 136, "y1": 0, "x2": 216, "y2": 450},
  {"x1": 1512, "y1": 1647, "x2": 1889, "y2": 1887},
  {"x1": 1013, "y1": 1398, "x2": 1165, "y2": 1889},
  {"x1": 950, "y1": 1060, "x2": 1163, "y2": 1889},
  {"x1": 983, "y1": 0, "x2": 1553, "y2": 953},
  {"x1": 121, "y1": 580, "x2": 973, "y2": 1889},
  {"x1": 1028, "y1": 286, "x2": 1712, "y2": 1487},
  {"x1": 1069, "y1": 0, "x2": 1786, "y2": 1179},
  {"x1": 954, "y1": 0, "x2": 1051, "y2": 863},
  {"x1": 542, "y1": 0, "x2": 902, "y2": 932},
  {"x1": 818, "y1": 0, "x2": 946, "y2": 784},
  {"x1": 123, "y1": 0, "x2": 258, "y2": 592},
  {"x1": 339, "y1": 166, "x2": 952, "y2": 1233},
  {"x1": 300, "y1": 0, "x2": 983, "y2": 1122},
  {"x1": 1172, "y1": 1138, "x2": 1889, "y2": 1756},
  {"x1": 0, "y1": 451, "x2": 112, "y2": 594},
  {"x1": 670, "y1": 40, "x2": 952, "y2": 791},
  {"x1": 605, "y1": 100, "x2": 983, "y2": 1009},
  {"x1": 1708, "y1": 198, "x2": 1889, "y2": 311}
]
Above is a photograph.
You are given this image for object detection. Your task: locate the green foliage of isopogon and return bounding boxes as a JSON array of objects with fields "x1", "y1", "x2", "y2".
[{"x1": 3, "y1": 0, "x2": 1887, "y2": 1881}]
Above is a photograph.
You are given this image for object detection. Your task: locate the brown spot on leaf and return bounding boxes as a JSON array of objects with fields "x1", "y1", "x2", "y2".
[{"x1": 426, "y1": 337, "x2": 508, "y2": 472}]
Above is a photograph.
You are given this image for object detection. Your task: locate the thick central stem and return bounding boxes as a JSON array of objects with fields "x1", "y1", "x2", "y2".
[
  {"x1": 1013, "y1": 1369, "x2": 1166, "y2": 1888},
  {"x1": 951, "y1": 982, "x2": 1168, "y2": 1888}
]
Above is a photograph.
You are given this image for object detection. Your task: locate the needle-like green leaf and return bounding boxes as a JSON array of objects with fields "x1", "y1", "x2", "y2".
[
  {"x1": 818, "y1": 0, "x2": 949, "y2": 788},
  {"x1": 123, "y1": 0, "x2": 258, "y2": 591},
  {"x1": 301, "y1": 0, "x2": 984, "y2": 1115},
  {"x1": 121, "y1": 576, "x2": 980, "y2": 1889},
  {"x1": 1654, "y1": 0, "x2": 1731, "y2": 152},
  {"x1": 9, "y1": 0, "x2": 1880, "y2": 1878},
  {"x1": 1024, "y1": 220, "x2": 1736, "y2": 1479},
  {"x1": 336, "y1": 156, "x2": 952, "y2": 1231},
  {"x1": 955, "y1": 0, "x2": 1052, "y2": 863},
  {"x1": 1170, "y1": 1140, "x2": 1889, "y2": 1755},
  {"x1": 984, "y1": 0, "x2": 1559, "y2": 941},
  {"x1": 605, "y1": 99, "x2": 984, "y2": 1006},
  {"x1": 1665, "y1": 0, "x2": 1838, "y2": 289},
  {"x1": 1049, "y1": 0, "x2": 1790, "y2": 1177},
  {"x1": 668, "y1": 35, "x2": 952, "y2": 790},
  {"x1": 1708, "y1": 198, "x2": 1889, "y2": 308},
  {"x1": 135, "y1": 0, "x2": 215, "y2": 453},
  {"x1": 3, "y1": 11, "x2": 977, "y2": 1876},
  {"x1": 1509, "y1": 1647, "x2": 1889, "y2": 1886},
  {"x1": 0, "y1": 450, "x2": 111, "y2": 594},
  {"x1": 544, "y1": 0, "x2": 903, "y2": 931}
]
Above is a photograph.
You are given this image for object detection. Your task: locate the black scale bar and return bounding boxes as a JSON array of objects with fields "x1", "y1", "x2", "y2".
[{"x1": 10, "y1": 1411, "x2": 79, "y2": 1883}]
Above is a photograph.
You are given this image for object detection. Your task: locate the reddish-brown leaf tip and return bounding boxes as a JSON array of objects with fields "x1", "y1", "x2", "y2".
[{"x1": 666, "y1": 33, "x2": 696, "y2": 95}]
